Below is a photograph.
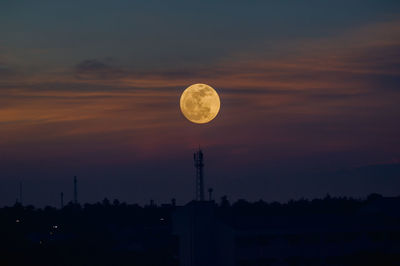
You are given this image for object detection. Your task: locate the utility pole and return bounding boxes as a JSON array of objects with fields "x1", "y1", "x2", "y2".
[{"x1": 19, "y1": 182, "x2": 23, "y2": 205}]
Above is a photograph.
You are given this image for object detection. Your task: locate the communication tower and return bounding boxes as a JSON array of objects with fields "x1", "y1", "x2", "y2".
[{"x1": 194, "y1": 149, "x2": 205, "y2": 201}]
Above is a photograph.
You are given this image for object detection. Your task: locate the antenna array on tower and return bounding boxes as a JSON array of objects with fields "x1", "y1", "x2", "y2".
[{"x1": 194, "y1": 149, "x2": 205, "y2": 201}]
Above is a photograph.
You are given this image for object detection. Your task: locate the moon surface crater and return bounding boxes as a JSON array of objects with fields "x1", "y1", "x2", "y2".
[{"x1": 180, "y1": 83, "x2": 220, "y2": 124}]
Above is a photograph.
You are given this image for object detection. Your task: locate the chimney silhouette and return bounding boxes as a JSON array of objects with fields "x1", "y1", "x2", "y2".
[{"x1": 208, "y1": 188, "x2": 213, "y2": 201}]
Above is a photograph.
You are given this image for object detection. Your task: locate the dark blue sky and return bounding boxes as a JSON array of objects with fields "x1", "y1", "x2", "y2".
[{"x1": 0, "y1": 1, "x2": 399, "y2": 207}]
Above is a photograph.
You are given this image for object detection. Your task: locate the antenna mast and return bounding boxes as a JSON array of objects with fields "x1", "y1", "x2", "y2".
[
  {"x1": 73, "y1": 176, "x2": 78, "y2": 204},
  {"x1": 194, "y1": 149, "x2": 205, "y2": 201}
]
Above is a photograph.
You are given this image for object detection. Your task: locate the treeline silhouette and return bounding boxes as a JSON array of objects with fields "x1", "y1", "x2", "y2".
[{"x1": 0, "y1": 193, "x2": 398, "y2": 266}]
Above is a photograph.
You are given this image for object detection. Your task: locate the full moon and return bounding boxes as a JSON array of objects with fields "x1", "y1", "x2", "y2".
[{"x1": 180, "y1": 83, "x2": 220, "y2": 124}]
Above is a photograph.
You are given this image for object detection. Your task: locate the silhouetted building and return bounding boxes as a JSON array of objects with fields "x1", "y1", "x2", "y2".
[
  {"x1": 173, "y1": 201, "x2": 230, "y2": 266},
  {"x1": 173, "y1": 197, "x2": 400, "y2": 266}
]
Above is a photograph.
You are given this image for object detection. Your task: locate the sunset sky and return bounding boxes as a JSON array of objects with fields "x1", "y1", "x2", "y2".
[{"x1": 1, "y1": 1, "x2": 400, "y2": 207}]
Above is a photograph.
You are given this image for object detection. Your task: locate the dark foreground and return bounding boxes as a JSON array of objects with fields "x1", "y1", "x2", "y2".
[{"x1": 1, "y1": 194, "x2": 400, "y2": 266}]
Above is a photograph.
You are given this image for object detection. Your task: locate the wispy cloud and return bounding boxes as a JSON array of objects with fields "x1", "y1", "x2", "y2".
[
  {"x1": 0, "y1": 20, "x2": 399, "y2": 166},
  {"x1": 74, "y1": 59, "x2": 126, "y2": 80}
]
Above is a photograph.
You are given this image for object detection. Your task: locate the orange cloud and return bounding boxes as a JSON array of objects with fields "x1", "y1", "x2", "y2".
[{"x1": 0, "y1": 20, "x2": 399, "y2": 165}]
